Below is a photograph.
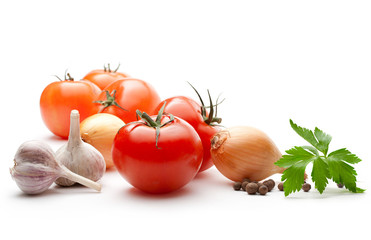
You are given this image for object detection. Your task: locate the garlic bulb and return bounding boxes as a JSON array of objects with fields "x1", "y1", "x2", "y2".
[
  {"x1": 210, "y1": 126, "x2": 284, "y2": 182},
  {"x1": 55, "y1": 110, "x2": 106, "y2": 186},
  {"x1": 10, "y1": 140, "x2": 101, "y2": 194},
  {"x1": 80, "y1": 113, "x2": 125, "y2": 169}
]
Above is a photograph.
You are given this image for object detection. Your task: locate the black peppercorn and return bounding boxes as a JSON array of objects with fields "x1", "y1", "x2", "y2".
[
  {"x1": 337, "y1": 183, "x2": 344, "y2": 188},
  {"x1": 242, "y1": 178, "x2": 251, "y2": 183},
  {"x1": 268, "y1": 179, "x2": 275, "y2": 189},
  {"x1": 246, "y1": 183, "x2": 258, "y2": 195},
  {"x1": 233, "y1": 182, "x2": 242, "y2": 191},
  {"x1": 278, "y1": 182, "x2": 284, "y2": 191},
  {"x1": 263, "y1": 180, "x2": 274, "y2": 191},
  {"x1": 302, "y1": 183, "x2": 311, "y2": 192},
  {"x1": 258, "y1": 185, "x2": 268, "y2": 195},
  {"x1": 241, "y1": 181, "x2": 249, "y2": 191},
  {"x1": 257, "y1": 182, "x2": 264, "y2": 191}
]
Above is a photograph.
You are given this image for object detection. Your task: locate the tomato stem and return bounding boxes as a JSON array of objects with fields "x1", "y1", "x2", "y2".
[
  {"x1": 53, "y1": 70, "x2": 74, "y2": 81},
  {"x1": 113, "y1": 63, "x2": 120, "y2": 73},
  {"x1": 206, "y1": 90, "x2": 214, "y2": 124},
  {"x1": 135, "y1": 101, "x2": 174, "y2": 149},
  {"x1": 103, "y1": 64, "x2": 112, "y2": 72},
  {"x1": 187, "y1": 82, "x2": 223, "y2": 126},
  {"x1": 66, "y1": 73, "x2": 74, "y2": 81},
  {"x1": 139, "y1": 111, "x2": 158, "y2": 127},
  {"x1": 53, "y1": 75, "x2": 63, "y2": 81},
  {"x1": 103, "y1": 63, "x2": 120, "y2": 73},
  {"x1": 94, "y1": 90, "x2": 128, "y2": 113}
]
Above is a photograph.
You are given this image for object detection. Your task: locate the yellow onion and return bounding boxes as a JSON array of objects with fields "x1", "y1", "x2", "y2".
[
  {"x1": 210, "y1": 126, "x2": 284, "y2": 182},
  {"x1": 80, "y1": 113, "x2": 125, "y2": 169}
]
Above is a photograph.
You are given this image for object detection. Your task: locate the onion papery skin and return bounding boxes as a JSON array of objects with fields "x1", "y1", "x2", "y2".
[
  {"x1": 80, "y1": 113, "x2": 125, "y2": 169},
  {"x1": 210, "y1": 126, "x2": 284, "y2": 182}
]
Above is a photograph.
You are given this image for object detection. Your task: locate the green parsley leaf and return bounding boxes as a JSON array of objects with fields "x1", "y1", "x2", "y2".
[
  {"x1": 311, "y1": 157, "x2": 330, "y2": 193},
  {"x1": 275, "y1": 146, "x2": 317, "y2": 196},
  {"x1": 275, "y1": 120, "x2": 365, "y2": 196},
  {"x1": 289, "y1": 119, "x2": 331, "y2": 156},
  {"x1": 327, "y1": 149, "x2": 365, "y2": 193},
  {"x1": 289, "y1": 119, "x2": 320, "y2": 151},
  {"x1": 328, "y1": 148, "x2": 362, "y2": 164},
  {"x1": 314, "y1": 127, "x2": 332, "y2": 156},
  {"x1": 301, "y1": 146, "x2": 320, "y2": 156}
]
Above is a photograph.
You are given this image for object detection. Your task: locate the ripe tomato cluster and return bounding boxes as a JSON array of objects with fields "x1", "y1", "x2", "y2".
[{"x1": 39, "y1": 65, "x2": 222, "y2": 194}]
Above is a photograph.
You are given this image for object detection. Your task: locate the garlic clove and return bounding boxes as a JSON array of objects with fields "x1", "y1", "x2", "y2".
[
  {"x1": 58, "y1": 165, "x2": 101, "y2": 192},
  {"x1": 10, "y1": 140, "x2": 60, "y2": 195},
  {"x1": 54, "y1": 146, "x2": 75, "y2": 186},
  {"x1": 10, "y1": 140, "x2": 102, "y2": 194},
  {"x1": 55, "y1": 143, "x2": 105, "y2": 186},
  {"x1": 10, "y1": 162, "x2": 59, "y2": 195},
  {"x1": 13, "y1": 140, "x2": 58, "y2": 168},
  {"x1": 55, "y1": 110, "x2": 106, "y2": 186}
]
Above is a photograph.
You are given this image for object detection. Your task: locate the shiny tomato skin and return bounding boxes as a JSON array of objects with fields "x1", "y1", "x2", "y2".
[
  {"x1": 83, "y1": 69, "x2": 130, "y2": 90},
  {"x1": 97, "y1": 78, "x2": 161, "y2": 123},
  {"x1": 40, "y1": 80, "x2": 101, "y2": 139},
  {"x1": 154, "y1": 96, "x2": 219, "y2": 172},
  {"x1": 112, "y1": 116, "x2": 203, "y2": 194}
]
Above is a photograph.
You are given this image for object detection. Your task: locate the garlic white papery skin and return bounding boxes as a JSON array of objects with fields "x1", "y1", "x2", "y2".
[
  {"x1": 55, "y1": 110, "x2": 106, "y2": 186},
  {"x1": 210, "y1": 126, "x2": 284, "y2": 182},
  {"x1": 10, "y1": 140, "x2": 101, "y2": 194}
]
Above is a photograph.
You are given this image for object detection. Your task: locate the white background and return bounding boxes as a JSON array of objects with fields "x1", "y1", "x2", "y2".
[{"x1": 1, "y1": 0, "x2": 370, "y2": 239}]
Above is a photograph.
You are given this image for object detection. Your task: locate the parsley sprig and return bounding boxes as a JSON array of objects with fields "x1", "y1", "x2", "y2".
[{"x1": 275, "y1": 119, "x2": 365, "y2": 196}]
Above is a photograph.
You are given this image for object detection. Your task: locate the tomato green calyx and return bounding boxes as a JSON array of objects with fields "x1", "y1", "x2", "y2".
[
  {"x1": 103, "y1": 63, "x2": 120, "y2": 73},
  {"x1": 136, "y1": 102, "x2": 175, "y2": 149},
  {"x1": 187, "y1": 82, "x2": 224, "y2": 126},
  {"x1": 66, "y1": 73, "x2": 74, "y2": 81},
  {"x1": 54, "y1": 71, "x2": 74, "y2": 81},
  {"x1": 94, "y1": 90, "x2": 128, "y2": 113}
]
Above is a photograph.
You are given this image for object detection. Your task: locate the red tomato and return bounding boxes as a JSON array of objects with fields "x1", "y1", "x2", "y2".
[
  {"x1": 154, "y1": 96, "x2": 221, "y2": 172},
  {"x1": 40, "y1": 78, "x2": 101, "y2": 139},
  {"x1": 95, "y1": 78, "x2": 161, "y2": 123},
  {"x1": 83, "y1": 64, "x2": 130, "y2": 90},
  {"x1": 112, "y1": 114, "x2": 203, "y2": 194}
]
